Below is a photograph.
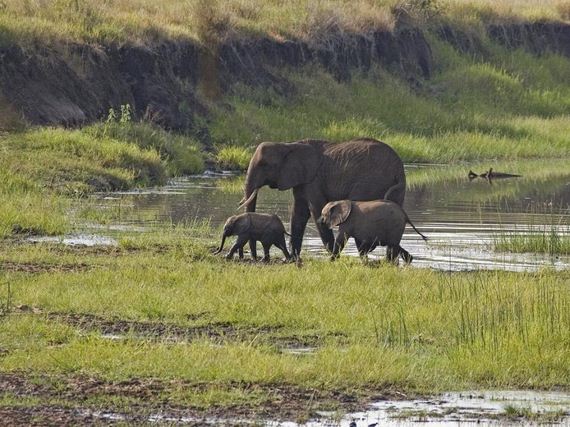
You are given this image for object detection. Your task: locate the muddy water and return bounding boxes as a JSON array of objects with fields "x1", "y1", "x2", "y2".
[
  {"x1": 79, "y1": 164, "x2": 570, "y2": 271},
  {"x1": 297, "y1": 390, "x2": 570, "y2": 426}
]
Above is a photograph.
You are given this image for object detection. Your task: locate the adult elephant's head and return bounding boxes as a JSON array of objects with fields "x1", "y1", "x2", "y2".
[{"x1": 239, "y1": 141, "x2": 321, "y2": 211}]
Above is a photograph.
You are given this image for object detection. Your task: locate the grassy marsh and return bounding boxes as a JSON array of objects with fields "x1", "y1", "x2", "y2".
[
  {"x1": 0, "y1": 1, "x2": 569, "y2": 422},
  {"x1": 1, "y1": 238, "x2": 569, "y2": 392}
]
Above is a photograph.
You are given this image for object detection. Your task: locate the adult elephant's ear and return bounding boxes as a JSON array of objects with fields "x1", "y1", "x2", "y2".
[
  {"x1": 277, "y1": 143, "x2": 320, "y2": 190},
  {"x1": 329, "y1": 201, "x2": 352, "y2": 227}
]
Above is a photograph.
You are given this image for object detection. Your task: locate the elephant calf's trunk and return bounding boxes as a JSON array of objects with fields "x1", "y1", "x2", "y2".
[{"x1": 213, "y1": 234, "x2": 227, "y2": 255}]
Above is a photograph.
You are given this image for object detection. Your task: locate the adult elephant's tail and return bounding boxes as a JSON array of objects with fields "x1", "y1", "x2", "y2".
[{"x1": 383, "y1": 182, "x2": 405, "y2": 202}]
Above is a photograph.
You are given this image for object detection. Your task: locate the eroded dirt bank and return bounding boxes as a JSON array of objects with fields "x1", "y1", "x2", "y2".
[{"x1": 1, "y1": 22, "x2": 568, "y2": 132}]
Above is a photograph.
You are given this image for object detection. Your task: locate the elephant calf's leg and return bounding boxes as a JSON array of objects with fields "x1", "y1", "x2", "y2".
[
  {"x1": 276, "y1": 236, "x2": 292, "y2": 261},
  {"x1": 248, "y1": 239, "x2": 257, "y2": 260},
  {"x1": 227, "y1": 236, "x2": 248, "y2": 260},
  {"x1": 331, "y1": 232, "x2": 348, "y2": 260}
]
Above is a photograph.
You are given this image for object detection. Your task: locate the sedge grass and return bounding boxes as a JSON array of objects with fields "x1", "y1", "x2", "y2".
[{"x1": 495, "y1": 225, "x2": 570, "y2": 255}]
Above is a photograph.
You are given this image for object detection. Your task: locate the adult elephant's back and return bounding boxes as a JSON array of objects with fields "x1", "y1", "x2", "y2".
[{"x1": 319, "y1": 138, "x2": 406, "y2": 206}]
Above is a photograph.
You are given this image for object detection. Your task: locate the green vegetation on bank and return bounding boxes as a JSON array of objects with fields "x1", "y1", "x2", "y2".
[
  {"x1": 211, "y1": 38, "x2": 570, "y2": 164},
  {"x1": 0, "y1": 0, "x2": 569, "y2": 44},
  {"x1": 0, "y1": 121, "x2": 204, "y2": 237}
]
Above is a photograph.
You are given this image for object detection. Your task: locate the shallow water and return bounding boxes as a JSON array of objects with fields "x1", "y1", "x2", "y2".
[
  {"x1": 72, "y1": 163, "x2": 570, "y2": 272},
  {"x1": 302, "y1": 390, "x2": 570, "y2": 426},
  {"x1": 84, "y1": 390, "x2": 570, "y2": 425},
  {"x1": 28, "y1": 234, "x2": 118, "y2": 246}
]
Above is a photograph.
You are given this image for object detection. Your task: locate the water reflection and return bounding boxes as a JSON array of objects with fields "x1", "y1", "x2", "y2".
[{"x1": 83, "y1": 163, "x2": 570, "y2": 272}]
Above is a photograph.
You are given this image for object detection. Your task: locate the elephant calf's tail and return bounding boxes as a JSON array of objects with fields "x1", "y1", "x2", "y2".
[{"x1": 404, "y1": 213, "x2": 428, "y2": 242}]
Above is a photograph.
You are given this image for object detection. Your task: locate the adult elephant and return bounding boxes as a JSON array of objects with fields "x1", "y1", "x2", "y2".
[{"x1": 239, "y1": 138, "x2": 406, "y2": 259}]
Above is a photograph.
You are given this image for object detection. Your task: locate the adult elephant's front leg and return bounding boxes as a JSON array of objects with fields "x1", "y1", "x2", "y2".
[{"x1": 290, "y1": 187, "x2": 310, "y2": 258}]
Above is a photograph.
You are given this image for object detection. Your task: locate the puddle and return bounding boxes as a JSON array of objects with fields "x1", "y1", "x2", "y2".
[
  {"x1": 320, "y1": 390, "x2": 570, "y2": 426},
  {"x1": 27, "y1": 234, "x2": 117, "y2": 247},
  {"x1": 74, "y1": 161, "x2": 570, "y2": 271},
  {"x1": 82, "y1": 390, "x2": 570, "y2": 426}
]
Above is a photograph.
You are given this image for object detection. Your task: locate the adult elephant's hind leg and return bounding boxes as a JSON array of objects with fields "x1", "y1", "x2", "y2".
[{"x1": 386, "y1": 246, "x2": 399, "y2": 265}]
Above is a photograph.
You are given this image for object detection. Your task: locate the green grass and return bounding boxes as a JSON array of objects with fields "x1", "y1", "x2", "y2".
[
  {"x1": 0, "y1": 0, "x2": 568, "y2": 45},
  {"x1": 86, "y1": 121, "x2": 204, "y2": 176},
  {"x1": 1, "y1": 127, "x2": 165, "y2": 194},
  {"x1": 215, "y1": 145, "x2": 251, "y2": 170},
  {"x1": 210, "y1": 44, "x2": 570, "y2": 163},
  {"x1": 0, "y1": 123, "x2": 204, "y2": 237},
  {"x1": 1, "y1": 238, "x2": 569, "y2": 392},
  {"x1": 495, "y1": 225, "x2": 570, "y2": 255},
  {"x1": 502, "y1": 405, "x2": 567, "y2": 422}
]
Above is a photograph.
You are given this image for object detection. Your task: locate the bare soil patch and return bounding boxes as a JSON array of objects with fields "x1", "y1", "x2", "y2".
[
  {"x1": 0, "y1": 261, "x2": 91, "y2": 274},
  {"x1": 46, "y1": 312, "x2": 339, "y2": 350}
]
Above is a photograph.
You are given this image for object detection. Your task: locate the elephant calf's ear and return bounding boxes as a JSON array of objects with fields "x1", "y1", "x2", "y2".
[{"x1": 329, "y1": 201, "x2": 352, "y2": 227}]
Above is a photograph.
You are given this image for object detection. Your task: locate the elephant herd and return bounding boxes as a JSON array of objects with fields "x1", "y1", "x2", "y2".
[{"x1": 215, "y1": 138, "x2": 427, "y2": 264}]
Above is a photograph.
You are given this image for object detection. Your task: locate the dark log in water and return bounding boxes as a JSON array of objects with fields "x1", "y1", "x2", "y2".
[{"x1": 468, "y1": 168, "x2": 522, "y2": 181}]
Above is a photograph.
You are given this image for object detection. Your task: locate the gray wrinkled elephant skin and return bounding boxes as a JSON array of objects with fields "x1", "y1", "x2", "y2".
[{"x1": 214, "y1": 212, "x2": 291, "y2": 262}]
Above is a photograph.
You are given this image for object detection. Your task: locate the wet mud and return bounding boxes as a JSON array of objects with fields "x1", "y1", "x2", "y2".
[
  {"x1": 26, "y1": 310, "x2": 338, "y2": 350},
  {"x1": 2, "y1": 372, "x2": 568, "y2": 425},
  {"x1": 0, "y1": 261, "x2": 91, "y2": 274},
  {"x1": 0, "y1": 372, "x2": 382, "y2": 426}
]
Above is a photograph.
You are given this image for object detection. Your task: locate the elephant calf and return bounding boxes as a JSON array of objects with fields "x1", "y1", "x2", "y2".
[
  {"x1": 319, "y1": 200, "x2": 427, "y2": 264},
  {"x1": 214, "y1": 213, "x2": 291, "y2": 262}
]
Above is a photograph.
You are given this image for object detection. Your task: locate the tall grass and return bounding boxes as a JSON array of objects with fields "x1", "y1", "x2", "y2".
[
  {"x1": 210, "y1": 64, "x2": 570, "y2": 162},
  {"x1": 86, "y1": 121, "x2": 204, "y2": 176},
  {"x1": 0, "y1": 0, "x2": 567, "y2": 44},
  {"x1": 495, "y1": 222, "x2": 570, "y2": 255}
]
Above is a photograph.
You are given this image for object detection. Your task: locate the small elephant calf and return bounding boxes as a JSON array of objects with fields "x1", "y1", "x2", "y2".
[
  {"x1": 319, "y1": 199, "x2": 427, "y2": 264},
  {"x1": 214, "y1": 212, "x2": 291, "y2": 262}
]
